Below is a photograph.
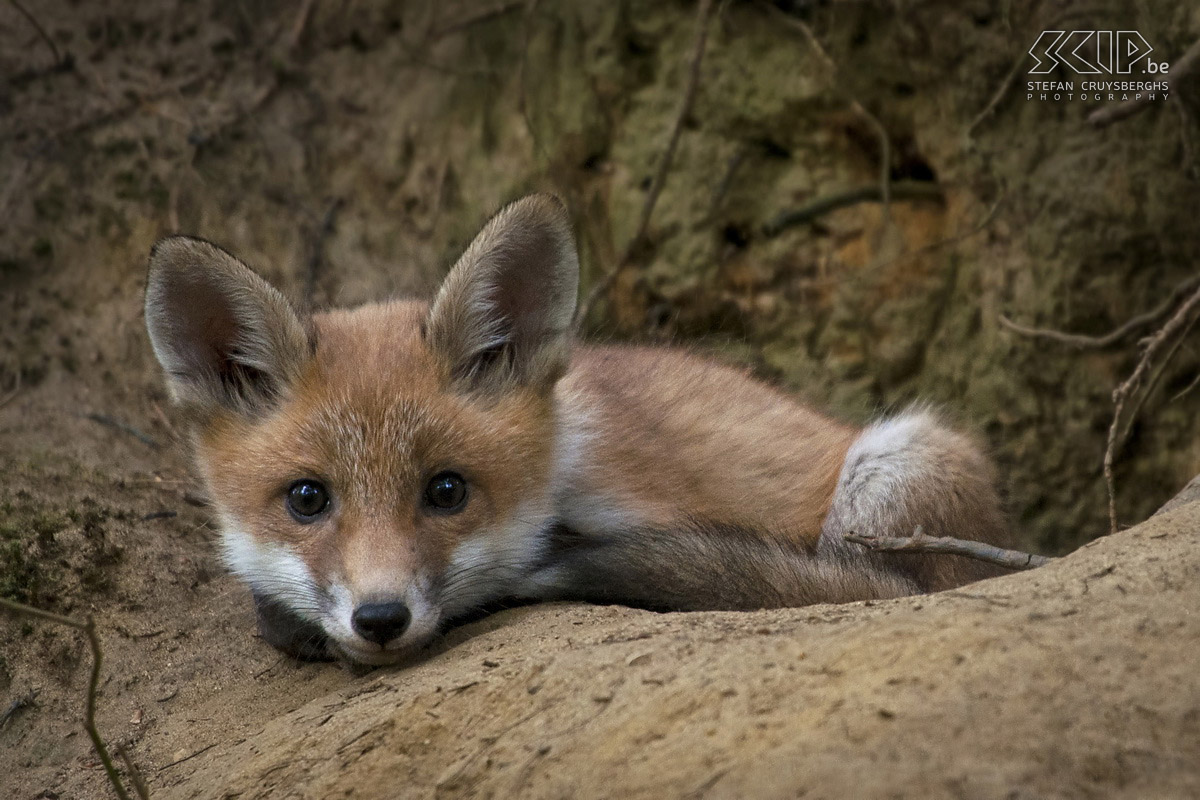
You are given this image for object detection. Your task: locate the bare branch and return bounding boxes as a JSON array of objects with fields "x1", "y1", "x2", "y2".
[
  {"x1": 1105, "y1": 281, "x2": 1200, "y2": 533},
  {"x1": 286, "y1": 0, "x2": 317, "y2": 51},
  {"x1": 763, "y1": 181, "x2": 943, "y2": 237},
  {"x1": 999, "y1": 273, "x2": 1200, "y2": 349},
  {"x1": 574, "y1": 0, "x2": 716, "y2": 328},
  {"x1": 82, "y1": 413, "x2": 161, "y2": 450},
  {"x1": 0, "y1": 690, "x2": 37, "y2": 729},
  {"x1": 1088, "y1": 36, "x2": 1200, "y2": 129},
  {"x1": 7, "y1": 0, "x2": 65, "y2": 67},
  {"x1": 305, "y1": 197, "x2": 343, "y2": 307},
  {"x1": 762, "y1": 4, "x2": 893, "y2": 226},
  {"x1": 0, "y1": 597, "x2": 133, "y2": 800},
  {"x1": 967, "y1": 49, "x2": 1027, "y2": 135},
  {"x1": 843, "y1": 528, "x2": 1054, "y2": 571},
  {"x1": 0, "y1": 372, "x2": 21, "y2": 409},
  {"x1": 869, "y1": 195, "x2": 1003, "y2": 272},
  {"x1": 117, "y1": 745, "x2": 151, "y2": 800},
  {"x1": 431, "y1": 1, "x2": 526, "y2": 41}
]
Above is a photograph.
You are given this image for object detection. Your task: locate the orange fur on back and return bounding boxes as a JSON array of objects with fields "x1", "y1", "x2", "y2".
[{"x1": 557, "y1": 345, "x2": 856, "y2": 546}]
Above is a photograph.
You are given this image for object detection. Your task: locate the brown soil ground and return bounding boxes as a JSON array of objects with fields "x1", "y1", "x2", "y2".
[
  {"x1": 3, "y1": 1, "x2": 1200, "y2": 798},
  {"x1": 4, "y1": 468, "x2": 1199, "y2": 799}
]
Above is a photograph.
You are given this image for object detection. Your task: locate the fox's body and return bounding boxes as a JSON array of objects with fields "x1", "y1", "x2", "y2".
[{"x1": 147, "y1": 195, "x2": 1009, "y2": 666}]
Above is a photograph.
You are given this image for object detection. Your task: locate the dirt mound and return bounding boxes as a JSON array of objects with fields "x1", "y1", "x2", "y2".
[
  {"x1": 158, "y1": 495, "x2": 1199, "y2": 799},
  {"x1": 4, "y1": 479, "x2": 1198, "y2": 798}
]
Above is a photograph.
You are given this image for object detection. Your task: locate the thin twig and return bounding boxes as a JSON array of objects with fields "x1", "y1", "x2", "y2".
[
  {"x1": 704, "y1": 144, "x2": 749, "y2": 223},
  {"x1": 869, "y1": 195, "x2": 1004, "y2": 272},
  {"x1": 159, "y1": 741, "x2": 218, "y2": 771},
  {"x1": 82, "y1": 413, "x2": 161, "y2": 449},
  {"x1": 1088, "y1": 36, "x2": 1200, "y2": 129},
  {"x1": 1105, "y1": 281, "x2": 1200, "y2": 533},
  {"x1": 0, "y1": 372, "x2": 21, "y2": 409},
  {"x1": 286, "y1": 0, "x2": 317, "y2": 51},
  {"x1": 760, "y1": 4, "x2": 893, "y2": 230},
  {"x1": 844, "y1": 528, "x2": 1054, "y2": 570},
  {"x1": 574, "y1": 0, "x2": 716, "y2": 328},
  {"x1": 762, "y1": 181, "x2": 943, "y2": 237},
  {"x1": 7, "y1": 0, "x2": 64, "y2": 67},
  {"x1": 852, "y1": 100, "x2": 891, "y2": 223},
  {"x1": 967, "y1": 49, "x2": 1027, "y2": 135},
  {"x1": 305, "y1": 197, "x2": 343, "y2": 307},
  {"x1": 999, "y1": 273, "x2": 1200, "y2": 349},
  {"x1": 1170, "y1": 369, "x2": 1200, "y2": 403},
  {"x1": 1173, "y1": 96, "x2": 1199, "y2": 179},
  {"x1": 117, "y1": 745, "x2": 151, "y2": 800},
  {"x1": 0, "y1": 598, "x2": 132, "y2": 800},
  {"x1": 431, "y1": 0, "x2": 526, "y2": 40},
  {"x1": 0, "y1": 689, "x2": 37, "y2": 729},
  {"x1": 1113, "y1": 312, "x2": 1197, "y2": 450}
]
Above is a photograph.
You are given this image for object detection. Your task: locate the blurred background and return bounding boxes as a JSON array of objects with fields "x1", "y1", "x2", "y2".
[
  {"x1": 2, "y1": 0, "x2": 1199, "y2": 606},
  {"x1": 3, "y1": 2, "x2": 1200, "y2": 796}
]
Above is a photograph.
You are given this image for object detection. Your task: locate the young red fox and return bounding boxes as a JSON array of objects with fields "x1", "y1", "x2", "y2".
[{"x1": 145, "y1": 195, "x2": 1010, "y2": 665}]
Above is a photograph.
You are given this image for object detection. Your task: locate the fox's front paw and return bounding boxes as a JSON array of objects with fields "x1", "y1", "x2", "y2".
[{"x1": 253, "y1": 593, "x2": 333, "y2": 662}]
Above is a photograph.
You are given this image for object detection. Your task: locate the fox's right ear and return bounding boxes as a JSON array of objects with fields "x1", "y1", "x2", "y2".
[
  {"x1": 144, "y1": 236, "x2": 310, "y2": 417},
  {"x1": 426, "y1": 194, "x2": 579, "y2": 394}
]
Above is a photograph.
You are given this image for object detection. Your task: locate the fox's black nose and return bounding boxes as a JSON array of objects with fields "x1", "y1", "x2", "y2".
[{"x1": 351, "y1": 601, "x2": 411, "y2": 645}]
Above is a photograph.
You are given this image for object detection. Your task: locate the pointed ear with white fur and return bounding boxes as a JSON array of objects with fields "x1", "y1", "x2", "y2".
[
  {"x1": 426, "y1": 194, "x2": 579, "y2": 393},
  {"x1": 144, "y1": 236, "x2": 311, "y2": 417}
]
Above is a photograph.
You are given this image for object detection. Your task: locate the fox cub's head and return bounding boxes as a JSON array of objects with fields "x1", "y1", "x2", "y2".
[{"x1": 145, "y1": 195, "x2": 578, "y2": 665}]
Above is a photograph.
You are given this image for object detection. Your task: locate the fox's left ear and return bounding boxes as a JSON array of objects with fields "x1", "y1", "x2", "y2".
[{"x1": 426, "y1": 194, "x2": 579, "y2": 392}]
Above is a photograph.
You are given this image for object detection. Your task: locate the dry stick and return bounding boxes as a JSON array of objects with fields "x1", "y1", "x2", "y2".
[
  {"x1": 965, "y1": 6, "x2": 1100, "y2": 136},
  {"x1": 286, "y1": 0, "x2": 317, "y2": 51},
  {"x1": 0, "y1": 598, "x2": 133, "y2": 800},
  {"x1": 0, "y1": 373, "x2": 21, "y2": 409},
  {"x1": 158, "y1": 742, "x2": 218, "y2": 771},
  {"x1": 1088, "y1": 36, "x2": 1200, "y2": 129},
  {"x1": 868, "y1": 195, "x2": 1003, "y2": 273},
  {"x1": 515, "y1": 0, "x2": 547, "y2": 164},
  {"x1": 7, "y1": 0, "x2": 64, "y2": 66},
  {"x1": 1173, "y1": 96, "x2": 1199, "y2": 177},
  {"x1": 574, "y1": 0, "x2": 716, "y2": 328},
  {"x1": 844, "y1": 529, "x2": 1054, "y2": 570},
  {"x1": 998, "y1": 273, "x2": 1200, "y2": 350},
  {"x1": 763, "y1": 4, "x2": 893, "y2": 224},
  {"x1": 967, "y1": 49, "x2": 1027, "y2": 135},
  {"x1": 82, "y1": 413, "x2": 161, "y2": 450},
  {"x1": 1170, "y1": 368, "x2": 1200, "y2": 403},
  {"x1": 762, "y1": 181, "x2": 943, "y2": 237},
  {"x1": 305, "y1": 198, "x2": 343, "y2": 307},
  {"x1": 0, "y1": 689, "x2": 37, "y2": 728},
  {"x1": 431, "y1": 0, "x2": 526, "y2": 40},
  {"x1": 1115, "y1": 311, "x2": 1198, "y2": 450},
  {"x1": 854, "y1": 100, "x2": 892, "y2": 223},
  {"x1": 116, "y1": 745, "x2": 151, "y2": 800},
  {"x1": 1105, "y1": 281, "x2": 1200, "y2": 534},
  {"x1": 704, "y1": 145, "x2": 748, "y2": 222}
]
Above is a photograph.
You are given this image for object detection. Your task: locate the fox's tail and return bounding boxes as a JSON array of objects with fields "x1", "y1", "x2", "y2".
[{"x1": 529, "y1": 520, "x2": 921, "y2": 612}]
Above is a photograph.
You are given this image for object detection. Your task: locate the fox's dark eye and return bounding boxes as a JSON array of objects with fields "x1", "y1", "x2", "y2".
[
  {"x1": 286, "y1": 480, "x2": 330, "y2": 522},
  {"x1": 424, "y1": 472, "x2": 467, "y2": 512}
]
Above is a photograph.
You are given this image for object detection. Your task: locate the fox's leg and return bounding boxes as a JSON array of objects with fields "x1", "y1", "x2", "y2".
[{"x1": 817, "y1": 409, "x2": 1010, "y2": 591}]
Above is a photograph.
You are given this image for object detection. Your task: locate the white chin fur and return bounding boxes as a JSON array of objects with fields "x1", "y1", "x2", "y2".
[
  {"x1": 442, "y1": 499, "x2": 554, "y2": 618},
  {"x1": 220, "y1": 525, "x2": 325, "y2": 624}
]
